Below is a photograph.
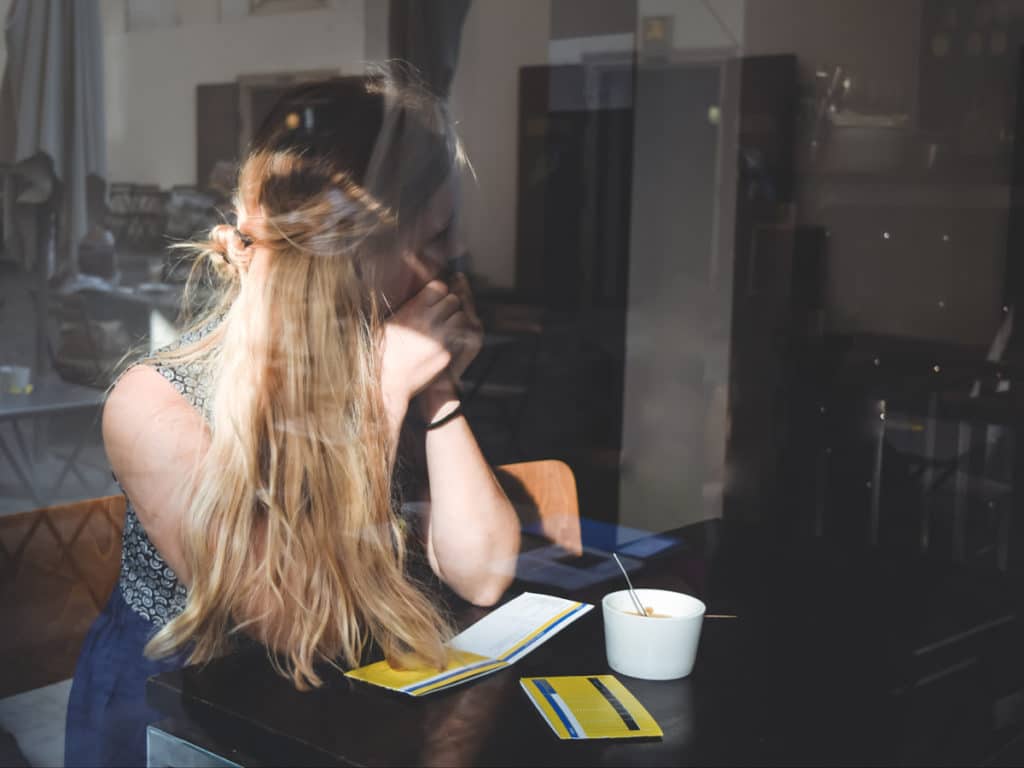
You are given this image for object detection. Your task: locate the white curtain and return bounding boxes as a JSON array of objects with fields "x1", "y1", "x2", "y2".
[{"x1": 0, "y1": 0, "x2": 106, "y2": 275}]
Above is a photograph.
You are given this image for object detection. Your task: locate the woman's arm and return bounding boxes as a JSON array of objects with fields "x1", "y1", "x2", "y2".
[
  {"x1": 415, "y1": 377, "x2": 520, "y2": 607},
  {"x1": 381, "y1": 280, "x2": 521, "y2": 607}
]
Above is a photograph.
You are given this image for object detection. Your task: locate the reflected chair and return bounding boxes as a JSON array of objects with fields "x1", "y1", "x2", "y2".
[
  {"x1": 862, "y1": 352, "x2": 1021, "y2": 570},
  {"x1": 0, "y1": 495, "x2": 125, "y2": 696},
  {"x1": 495, "y1": 459, "x2": 582, "y2": 556}
]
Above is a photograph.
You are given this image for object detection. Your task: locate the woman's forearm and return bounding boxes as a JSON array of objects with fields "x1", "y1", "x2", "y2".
[{"x1": 419, "y1": 384, "x2": 521, "y2": 606}]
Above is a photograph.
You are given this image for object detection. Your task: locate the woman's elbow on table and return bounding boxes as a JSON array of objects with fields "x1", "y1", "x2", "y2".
[
  {"x1": 442, "y1": 551, "x2": 516, "y2": 607},
  {"x1": 429, "y1": 501, "x2": 521, "y2": 606},
  {"x1": 465, "y1": 572, "x2": 515, "y2": 608},
  {"x1": 465, "y1": 531, "x2": 520, "y2": 606}
]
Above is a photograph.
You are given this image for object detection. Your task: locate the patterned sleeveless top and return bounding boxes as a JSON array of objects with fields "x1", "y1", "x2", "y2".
[
  {"x1": 117, "y1": 316, "x2": 423, "y2": 627},
  {"x1": 118, "y1": 318, "x2": 218, "y2": 626}
]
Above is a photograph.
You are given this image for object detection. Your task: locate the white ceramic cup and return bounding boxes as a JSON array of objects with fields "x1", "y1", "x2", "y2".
[
  {"x1": 602, "y1": 588, "x2": 706, "y2": 680},
  {"x1": 0, "y1": 366, "x2": 31, "y2": 394}
]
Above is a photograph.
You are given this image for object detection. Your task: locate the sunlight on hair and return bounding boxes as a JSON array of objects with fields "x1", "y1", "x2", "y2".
[{"x1": 142, "y1": 68, "x2": 464, "y2": 689}]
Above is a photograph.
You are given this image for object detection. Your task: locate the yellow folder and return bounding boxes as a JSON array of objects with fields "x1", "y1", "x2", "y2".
[{"x1": 345, "y1": 593, "x2": 593, "y2": 696}]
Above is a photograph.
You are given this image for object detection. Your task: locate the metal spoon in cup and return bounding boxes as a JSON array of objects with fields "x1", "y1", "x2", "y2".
[{"x1": 612, "y1": 553, "x2": 648, "y2": 617}]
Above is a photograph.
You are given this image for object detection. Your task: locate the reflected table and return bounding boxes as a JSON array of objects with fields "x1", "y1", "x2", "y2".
[
  {"x1": 146, "y1": 519, "x2": 1024, "y2": 766},
  {"x1": 0, "y1": 375, "x2": 105, "y2": 505}
]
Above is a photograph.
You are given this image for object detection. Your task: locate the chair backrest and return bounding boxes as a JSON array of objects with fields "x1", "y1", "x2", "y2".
[
  {"x1": 495, "y1": 460, "x2": 582, "y2": 556},
  {"x1": 0, "y1": 495, "x2": 125, "y2": 696}
]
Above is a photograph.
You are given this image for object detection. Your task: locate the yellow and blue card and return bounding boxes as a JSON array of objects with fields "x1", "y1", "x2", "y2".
[{"x1": 520, "y1": 675, "x2": 663, "y2": 740}]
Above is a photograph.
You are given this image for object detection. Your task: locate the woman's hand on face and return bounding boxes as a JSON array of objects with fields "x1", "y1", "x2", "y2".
[
  {"x1": 446, "y1": 273, "x2": 483, "y2": 381},
  {"x1": 412, "y1": 273, "x2": 484, "y2": 423},
  {"x1": 381, "y1": 279, "x2": 463, "y2": 410}
]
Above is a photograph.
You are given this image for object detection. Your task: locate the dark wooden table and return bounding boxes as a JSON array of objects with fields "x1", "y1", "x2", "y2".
[{"x1": 147, "y1": 519, "x2": 1024, "y2": 766}]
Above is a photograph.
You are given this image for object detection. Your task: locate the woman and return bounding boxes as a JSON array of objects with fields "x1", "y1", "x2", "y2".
[{"x1": 65, "y1": 72, "x2": 521, "y2": 767}]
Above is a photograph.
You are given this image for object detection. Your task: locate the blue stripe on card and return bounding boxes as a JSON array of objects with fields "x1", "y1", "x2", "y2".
[
  {"x1": 534, "y1": 679, "x2": 578, "y2": 738},
  {"x1": 404, "y1": 659, "x2": 504, "y2": 694}
]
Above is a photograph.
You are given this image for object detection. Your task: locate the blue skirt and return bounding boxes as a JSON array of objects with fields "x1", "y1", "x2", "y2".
[{"x1": 64, "y1": 586, "x2": 186, "y2": 768}]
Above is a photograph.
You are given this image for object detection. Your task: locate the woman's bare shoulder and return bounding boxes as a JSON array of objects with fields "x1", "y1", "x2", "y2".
[
  {"x1": 103, "y1": 364, "x2": 208, "y2": 484},
  {"x1": 105, "y1": 363, "x2": 195, "y2": 426}
]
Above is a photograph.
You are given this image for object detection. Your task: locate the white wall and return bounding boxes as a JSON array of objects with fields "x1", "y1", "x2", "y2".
[
  {"x1": 96, "y1": 0, "x2": 542, "y2": 291},
  {"x1": 101, "y1": 0, "x2": 365, "y2": 187},
  {"x1": 448, "y1": 0, "x2": 551, "y2": 290}
]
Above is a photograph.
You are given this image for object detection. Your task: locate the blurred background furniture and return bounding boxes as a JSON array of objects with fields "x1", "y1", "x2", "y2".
[
  {"x1": 106, "y1": 183, "x2": 167, "y2": 252},
  {"x1": 0, "y1": 378, "x2": 106, "y2": 507},
  {"x1": 806, "y1": 328, "x2": 1024, "y2": 574},
  {"x1": 163, "y1": 185, "x2": 218, "y2": 243},
  {"x1": 43, "y1": 288, "x2": 133, "y2": 390},
  {"x1": 873, "y1": 356, "x2": 1021, "y2": 570}
]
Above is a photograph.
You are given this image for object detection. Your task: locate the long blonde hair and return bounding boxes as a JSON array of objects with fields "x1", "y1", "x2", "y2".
[{"x1": 145, "y1": 73, "x2": 461, "y2": 688}]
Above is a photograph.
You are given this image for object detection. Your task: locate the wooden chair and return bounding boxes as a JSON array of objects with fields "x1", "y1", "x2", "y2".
[
  {"x1": 496, "y1": 459, "x2": 582, "y2": 556},
  {"x1": 0, "y1": 495, "x2": 125, "y2": 697}
]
